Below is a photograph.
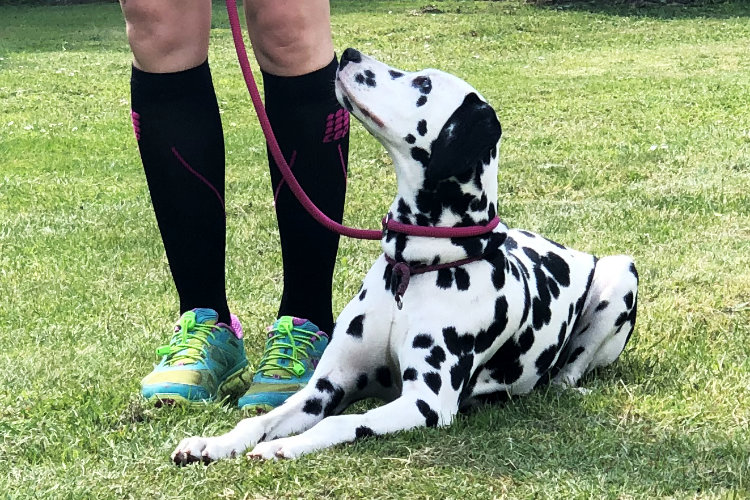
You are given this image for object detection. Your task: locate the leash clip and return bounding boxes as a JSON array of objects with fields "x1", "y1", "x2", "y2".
[{"x1": 391, "y1": 261, "x2": 411, "y2": 311}]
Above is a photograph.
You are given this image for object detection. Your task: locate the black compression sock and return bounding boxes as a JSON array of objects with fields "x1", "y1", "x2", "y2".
[
  {"x1": 130, "y1": 60, "x2": 231, "y2": 324},
  {"x1": 263, "y1": 56, "x2": 349, "y2": 334}
]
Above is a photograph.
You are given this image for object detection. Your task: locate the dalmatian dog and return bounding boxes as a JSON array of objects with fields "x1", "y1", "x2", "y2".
[{"x1": 171, "y1": 48, "x2": 639, "y2": 463}]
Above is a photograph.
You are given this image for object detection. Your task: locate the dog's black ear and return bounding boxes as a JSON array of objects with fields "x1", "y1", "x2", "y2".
[{"x1": 426, "y1": 92, "x2": 502, "y2": 182}]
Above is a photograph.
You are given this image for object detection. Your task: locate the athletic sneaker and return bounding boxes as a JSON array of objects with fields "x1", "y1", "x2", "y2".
[
  {"x1": 238, "y1": 316, "x2": 329, "y2": 413},
  {"x1": 141, "y1": 308, "x2": 251, "y2": 404}
]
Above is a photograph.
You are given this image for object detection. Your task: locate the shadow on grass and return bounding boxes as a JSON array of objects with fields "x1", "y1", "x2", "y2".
[{"x1": 529, "y1": 0, "x2": 750, "y2": 19}]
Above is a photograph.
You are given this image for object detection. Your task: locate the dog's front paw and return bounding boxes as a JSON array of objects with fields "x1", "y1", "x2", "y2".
[
  {"x1": 171, "y1": 436, "x2": 242, "y2": 466},
  {"x1": 248, "y1": 437, "x2": 308, "y2": 460}
]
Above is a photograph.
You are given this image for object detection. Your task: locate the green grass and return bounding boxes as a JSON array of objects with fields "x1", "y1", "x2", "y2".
[{"x1": 1, "y1": 1, "x2": 749, "y2": 498}]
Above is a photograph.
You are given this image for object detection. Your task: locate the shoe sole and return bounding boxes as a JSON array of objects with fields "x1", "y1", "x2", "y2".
[{"x1": 146, "y1": 364, "x2": 253, "y2": 407}]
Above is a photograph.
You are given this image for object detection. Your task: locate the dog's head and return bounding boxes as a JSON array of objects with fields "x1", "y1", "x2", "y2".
[{"x1": 335, "y1": 48, "x2": 502, "y2": 187}]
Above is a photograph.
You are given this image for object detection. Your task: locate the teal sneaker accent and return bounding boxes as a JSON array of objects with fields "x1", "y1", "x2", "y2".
[
  {"x1": 238, "y1": 316, "x2": 329, "y2": 413},
  {"x1": 141, "y1": 308, "x2": 251, "y2": 405}
]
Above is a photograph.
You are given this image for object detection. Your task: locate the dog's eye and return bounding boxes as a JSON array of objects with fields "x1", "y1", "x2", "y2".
[{"x1": 412, "y1": 76, "x2": 432, "y2": 95}]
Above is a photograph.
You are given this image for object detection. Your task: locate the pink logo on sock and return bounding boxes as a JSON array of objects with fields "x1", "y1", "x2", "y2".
[
  {"x1": 322, "y1": 108, "x2": 349, "y2": 143},
  {"x1": 130, "y1": 110, "x2": 141, "y2": 141}
]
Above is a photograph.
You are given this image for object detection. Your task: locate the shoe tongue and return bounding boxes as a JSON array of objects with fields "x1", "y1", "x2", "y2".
[
  {"x1": 260, "y1": 316, "x2": 318, "y2": 379},
  {"x1": 165, "y1": 309, "x2": 218, "y2": 366},
  {"x1": 191, "y1": 308, "x2": 218, "y2": 326}
]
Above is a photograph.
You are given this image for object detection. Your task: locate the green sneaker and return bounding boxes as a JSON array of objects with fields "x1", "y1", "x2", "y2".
[
  {"x1": 238, "y1": 316, "x2": 329, "y2": 413},
  {"x1": 141, "y1": 308, "x2": 251, "y2": 405}
]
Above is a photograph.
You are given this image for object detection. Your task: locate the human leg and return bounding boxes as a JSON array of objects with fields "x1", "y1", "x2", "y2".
[
  {"x1": 236, "y1": 0, "x2": 348, "y2": 412},
  {"x1": 245, "y1": 0, "x2": 348, "y2": 334},
  {"x1": 121, "y1": 0, "x2": 230, "y2": 323},
  {"x1": 121, "y1": 0, "x2": 249, "y2": 402}
]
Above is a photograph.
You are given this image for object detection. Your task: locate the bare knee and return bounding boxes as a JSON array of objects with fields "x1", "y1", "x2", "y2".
[
  {"x1": 120, "y1": 0, "x2": 211, "y2": 72},
  {"x1": 244, "y1": 0, "x2": 334, "y2": 76}
]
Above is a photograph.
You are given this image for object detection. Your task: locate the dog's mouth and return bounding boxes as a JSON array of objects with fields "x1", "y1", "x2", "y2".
[{"x1": 335, "y1": 77, "x2": 385, "y2": 129}]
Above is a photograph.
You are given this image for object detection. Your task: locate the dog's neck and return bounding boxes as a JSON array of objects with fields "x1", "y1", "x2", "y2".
[{"x1": 382, "y1": 147, "x2": 507, "y2": 265}]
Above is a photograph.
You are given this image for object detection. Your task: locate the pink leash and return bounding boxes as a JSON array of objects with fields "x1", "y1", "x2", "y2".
[{"x1": 224, "y1": 0, "x2": 501, "y2": 240}]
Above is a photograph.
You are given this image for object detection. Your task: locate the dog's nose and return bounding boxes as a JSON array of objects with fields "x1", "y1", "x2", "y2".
[{"x1": 339, "y1": 48, "x2": 362, "y2": 70}]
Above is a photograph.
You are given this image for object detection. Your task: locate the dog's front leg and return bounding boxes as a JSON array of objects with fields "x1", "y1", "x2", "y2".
[
  {"x1": 171, "y1": 368, "x2": 354, "y2": 465},
  {"x1": 249, "y1": 390, "x2": 452, "y2": 459}
]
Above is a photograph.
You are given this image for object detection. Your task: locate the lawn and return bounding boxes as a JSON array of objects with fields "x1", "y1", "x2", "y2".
[{"x1": 1, "y1": 0, "x2": 749, "y2": 498}]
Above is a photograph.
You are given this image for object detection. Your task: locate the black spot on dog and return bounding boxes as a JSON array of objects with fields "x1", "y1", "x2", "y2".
[
  {"x1": 519, "y1": 272, "x2": 531, "y2": 327},
  {"x1": 509, "y1": 262, "x2": 520, "y2": 281},
  {"x1": 532, "y1": 297, "x2": 552, "y2": 330},
  {"x1": 518, "y1": 326, "x2": 534, "y2": 353},
  {"x1": 347, "y1": 315, "x2": 365, "y2": 338},
  {"x1": 416, "y1": 399, "x2": 439, "y2": 427},
  {"x1": 394, "y1": 233, "x2": 408, "y2": 262},
  {"x1": 415, "y1": 214, "x2": 430, "y2": 226},
  {"x1": 316, "y1": 378, "x2": 335, "y2": 394},
  {"x1": 504, "y1": 236, "x2": 517, "y2": 251},
  {"x1": 488, "y1": 202, "x2": 496, "y2": 220},
  {"x1": 485, "y1": 339, "x2": 523, "y2": 385},
  {"x1": 303, "y1": 398, "x2": 323, "y2": 415},
  {"x1": 389, "y1": 69, "x2": 404, "y2": 79},
  {"x1": 494, "y1": 296, "x2": 509, "y2": 328},
  {"x1": 342, "y1": 95, "x2": 353, "y2": 112},
  {"x1": 383, "y1": 263, "x2": 393, "y2": 291},
  {"x1": 411, "y1": 76, "x2": 432, "y2": 94},
  {"x1": 423, "y1": 372, "x2": 442, "y2": 395},
  {"x1": 436, "y1": 268, "x2": 454, "y2": 289},
  {"x1": 416, "y1": 95, "x2": 427, "y2": 107},
  {"x1": 417, "y1": 119, "x2": 428, "y2": 136},
  {"x1": 624, "y1": 291, "x2": 634, "y2": 309},
  {"x1": 356, "y1": 373, "x2": 368, "y2": 390},
  {"x1": 413, "y1": 334, "x2": 434, "y2": 349},
  {"x1": 541, "y1": 252, "x2": 571, "y2": 287},
  {"x1": 375, "y1": 366, "x2": 393, "y2": 387},
  {"x1": 356, "y1": 70, "x2": 376, "y2": 87},
  {"x1": 629, "y1": 262, "x2": 639, "y2": 279},
  {"x1": 450, "y1": 354, "x2": 474, "y2": 391},
  {"x1": 567, "y1": 346, "x2": 586, "y2": 365},
  {"x1": 535, "y1": 345, "x2": 558, "y2": 375},
  {"x1": 490, "y1": 263, "x2": 506, "y2": 290},
  {"x1": 443, "y1": 327, "x2": 474, "y2": 356},
  {"x1": 411, "y1": 147, "x2": 430, "y2": 168},
  {"x1": 425, "y1": 346, "x2": 446, "y2": 369},
  {"x1": 568, "y1": 303, "x2": 574, "y2": 324},
  {"x1": 575, "y1": 266, "x2": 596, "y2": 315},
  {"x1": 595, "y1": 300, "x2": 609, "y2": 311},
  {"x1": 557, "y1": 321, "x2": 568, "y2": 347},
  {"x1": 454, "y1": 267, "x2": 470, "y2": 290},
  {"x1": 355, "y1": 426, "x2": 375, "y2": 439},
  {"x1": 405, "y1": 134, "x2": 416, "y2": 144},
  {"x1": 614, "y1": 312, "x2": 630, "y2": 328},
  {"x1": 403, "y1": 368, "x2": 418, "y2": 381},
  {"x1": 548, "y1": 278, "x2": 560, "y2": 299},
  {"x1": 470, "y1": 193, "x2": 488, "y2": 212},
  {"x1": 436, "y1": 180, "x2": 473, "y2": 214},
  {"x1": 359, "y1": 288, "x2": 367, "y2": 301},
  {"x1": 475, "y1": 297, "x2": 509, "y2": 353},
  {"x1": 397, "y1": 198, "x2": 412, "y2": 217},
  {"x1": 451, "y1": 235, "x2": 484, "y2": 258},
  {"x1": 523, "y1": 247, "x2": 541, "y2": 264},
  {"x1": 324, "y1": 387, "x2": 345, "y2": 416}
]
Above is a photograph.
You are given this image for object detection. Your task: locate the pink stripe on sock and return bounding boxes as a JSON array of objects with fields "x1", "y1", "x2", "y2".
[
  {"x1": 273, "y1": 151, "x2": 297, "y2": 206},
  {"x1": 130, "y1": 110, "x2": 141, "y2": 141},
  {"x1": 338, "y1": 144, "x2": 348, "y2": 181},
  {"x1": 170, "y1": 147, "x2": 225, "y2": 213}
]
